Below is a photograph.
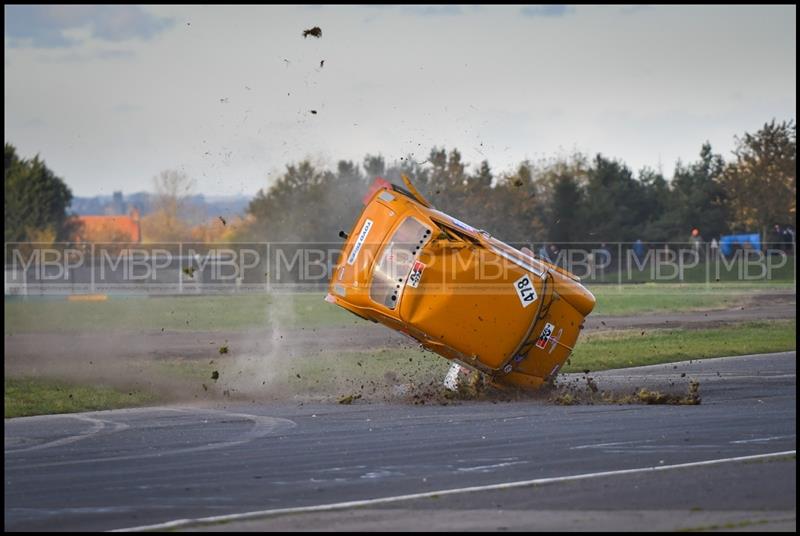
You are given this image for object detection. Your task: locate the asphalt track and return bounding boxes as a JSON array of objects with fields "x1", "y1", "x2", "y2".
[{"x1": 4, "y1": 351, "x2": 796, "y2": 531}]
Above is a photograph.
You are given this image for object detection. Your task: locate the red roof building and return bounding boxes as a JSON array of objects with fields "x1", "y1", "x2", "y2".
[{"x1": 74, "y1": 209, "x2": 142, "y2": 243}]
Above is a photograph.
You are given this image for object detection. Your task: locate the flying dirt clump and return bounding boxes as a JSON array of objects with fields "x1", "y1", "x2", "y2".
[
  {"x1": 549, "y1": 375, "x2": 702, "y2": 406},
  {"x1": 218, "y1": 345, "x2": 229, "y2": 355},
  {"x1": 552, "y1": 391, "x2": 577, "y2": 405},
  {"x1": 338, "y1": 393, "x2": 362, "y2": 405},
  {"x1": 303, "y1": 26, "x2": 322, "y2": 38}
]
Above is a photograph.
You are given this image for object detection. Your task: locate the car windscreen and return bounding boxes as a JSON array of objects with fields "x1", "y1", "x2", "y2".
[{"x1": 370, "y1": 217, "x2": 431, "y2": 309}]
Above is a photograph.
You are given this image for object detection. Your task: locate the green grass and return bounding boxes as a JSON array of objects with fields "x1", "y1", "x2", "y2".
[
  {"x1": 587, "y1": 282, "x2": 794, "y2": 316},
  {"x1": 5, "y1": 282, "x2": 794, "y2": 332},
  {"x1": 288, "y1": 348, "x2": 452, "y2": 394},
  {"x1": 186, "y1": 320, "x2": 794, "y2": 393},
  {"x1": 5, "y1": 320, "x2": 796, "y2": 415},
  {"x1": 565, "y1": 320, "x2": 796, "y2": 372},
  {"x1": 4, "y1": 377, "x2": 158, "y2": 418},
  {"x1": 4, "y1": 293, "x2": 358, "y2": 333},
  {"x1": 149, "y1": 348, "x2": 452, "y2": 398}
]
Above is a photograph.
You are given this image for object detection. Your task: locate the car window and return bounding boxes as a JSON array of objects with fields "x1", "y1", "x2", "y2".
[{"x1": 370, "y1": 217, "x2": 431, "y2": 309}]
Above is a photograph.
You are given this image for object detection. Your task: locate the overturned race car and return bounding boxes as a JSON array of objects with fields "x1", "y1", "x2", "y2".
[{"x1": 326, "y1": 177, "x2": 596, "y2": 391}]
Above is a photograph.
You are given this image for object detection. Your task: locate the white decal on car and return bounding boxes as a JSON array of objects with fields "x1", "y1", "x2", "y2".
[
  {"x1": 513, "y1": 274, "x2": 537, "y2": 308},
  {"x1": 535, "y1": 322, "x2": 555, "y2": 349},
  {"x1": 347, "y1": 219, "x2": 373, "y2": 265}
]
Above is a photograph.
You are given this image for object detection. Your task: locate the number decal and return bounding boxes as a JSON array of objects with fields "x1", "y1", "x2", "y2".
[{"x1": 513, "y1": 274, "x2": 537, "y2": 308}]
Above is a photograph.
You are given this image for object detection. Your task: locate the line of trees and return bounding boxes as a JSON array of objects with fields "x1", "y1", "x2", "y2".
[
  {"x1": 241, "y1": 119, "x2": 796, "y2": 245},
  {"x1": 4, "y1": 119, "x2": 795, "y2": 246}
]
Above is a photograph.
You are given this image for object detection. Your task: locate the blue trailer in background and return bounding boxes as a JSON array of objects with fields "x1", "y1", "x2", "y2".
[{"x1": 719, "y1": 233, "x2": 761, "y2": 256}]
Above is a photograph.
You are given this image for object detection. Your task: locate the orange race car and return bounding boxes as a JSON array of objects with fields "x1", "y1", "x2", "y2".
[{"x1": 325, "y1": 177, "x2": 596, "y2": 391}]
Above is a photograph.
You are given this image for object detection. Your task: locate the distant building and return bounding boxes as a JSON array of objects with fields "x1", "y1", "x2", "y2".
[{"x1": 74, "y1": 208, "x2": 141, "y2": 243}]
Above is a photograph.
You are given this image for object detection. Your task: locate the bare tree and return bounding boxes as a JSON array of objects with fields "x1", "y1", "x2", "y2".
[{"x1": 141, "y1": 170, "x2": 196, "y2": 242}]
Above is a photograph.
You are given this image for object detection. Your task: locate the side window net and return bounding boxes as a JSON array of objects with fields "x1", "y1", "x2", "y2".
[{"x1": 370, "y1": 217, "x2": 431, "y2": 309}]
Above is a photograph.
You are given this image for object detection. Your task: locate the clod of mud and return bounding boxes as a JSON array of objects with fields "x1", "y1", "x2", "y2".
[
  {"x1": 338, "y1": 393, "x2": 362, "y2": 405},
  {"x1": 211, "y1": 370, "x2": 220, "y2": 381},
  {"x1": 218, "y1": 345, "x2": 229, "y2": 355},
  {"x1": 552, "y1": 392, "x2": 576, "y2": 405},
  {"x1": 310, "y1": 110, "x2": 318, "y2": 115},
  {"x1": 320, "y1": 60, "x2": 325, "y2": 68},
  {"x1": 183, "y1": 267, "x2": 195, "y2": 278},
  {"x1": 303, "y1": 26, "x2": 322, "y2": 38},
  {"x1": 218, "y1": 216, "x2": 227, "y2": 226},
  {"x1": 549, "y1": 376, "x2": 702, "y2": 406}
]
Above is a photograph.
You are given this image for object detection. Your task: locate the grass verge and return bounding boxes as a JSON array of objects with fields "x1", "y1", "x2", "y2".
[
  {"x1": 4, "y1": 293, "x2": 358, "y2": 333},
  {"x1": 5, "y1": 282, "x2": 794, "y2": 333},
  {"x1": 4, "y1": 377, "x2": 158, "y2": 418},
  {"x1": 205, "y1": 320, "x2": 797, "y2": 398},
  {"x1": 565, "y1": 319, "x2": 796, "y2": 372},
  {"x1": 587, "y1": 282, "x2": 794, "y2": 316},
  {"x1": 5, "y1": 320, "x2": 795, "y2": 413}
]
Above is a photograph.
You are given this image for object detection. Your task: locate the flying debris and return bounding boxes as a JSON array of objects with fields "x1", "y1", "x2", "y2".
[{"x1": 303, "y1": 26, "x2": 322, "y2": 38}]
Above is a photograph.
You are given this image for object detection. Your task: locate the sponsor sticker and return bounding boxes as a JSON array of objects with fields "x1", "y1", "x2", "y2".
[
  {"x1": 513, "y1": 274, "x2": 537, "y2": 307},
  {"x1": 407, "y1": 261, "x2": 425, "y2": 288},
  {"x1": 535, "y1": 322, "x2": 555, "y2": 349},
  {"x1": 347, "y1": 219, "x2": 373, "y2": 265}
]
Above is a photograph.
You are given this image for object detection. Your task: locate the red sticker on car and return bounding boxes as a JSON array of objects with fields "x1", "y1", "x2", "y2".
[
  {"x1": 535, "y1": 322, "x2": 555, "y2": 349},
  {"x1": 407, "y1": 261, "x2": 425, "y2": 288}
]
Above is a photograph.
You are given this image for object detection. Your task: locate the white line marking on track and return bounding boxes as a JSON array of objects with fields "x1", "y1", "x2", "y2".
[
  {"x1": 6, "y1": 408, "x2": 295, "y2": 469},
  {"x1": 5, "y1": 415, "x2": 129, "y2": 454},
  {"x1": 731, "y1": 435, "x2": 795, "y2": 444},
  {"x1": 571, "y1": 440, "x2": 654, "y2": 450},
  {"x1": 457, "y1": 461, "x2": 528, "y2": 472},
  {"x1": 111, "y1": 449, "x2": 797, "y2": 532}
]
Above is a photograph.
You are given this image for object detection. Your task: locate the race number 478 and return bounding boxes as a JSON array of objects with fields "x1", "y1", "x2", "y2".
[{"x1": 514, "y1": 274, "x2": 538, "y2": 308}]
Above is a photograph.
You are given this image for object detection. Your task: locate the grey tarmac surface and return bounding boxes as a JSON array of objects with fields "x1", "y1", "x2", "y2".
[{"x1": 4, "y1": 351, "x2": 796, "y2": 532}]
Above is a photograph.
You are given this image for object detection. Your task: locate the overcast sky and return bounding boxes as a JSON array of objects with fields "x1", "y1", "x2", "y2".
[{"x1": 4, "y1": 4, "x2": 796, "y2": 197}]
